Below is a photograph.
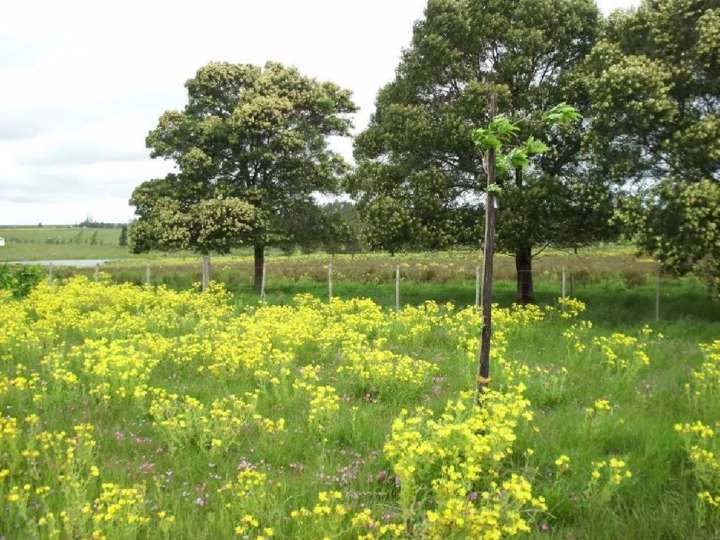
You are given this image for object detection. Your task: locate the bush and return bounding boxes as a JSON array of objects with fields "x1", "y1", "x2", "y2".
[{"x1": 0, "y1": 264, "x2": 44, "y2": 298}]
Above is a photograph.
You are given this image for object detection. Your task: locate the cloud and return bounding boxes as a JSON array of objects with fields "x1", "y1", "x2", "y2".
[
  {"x1": 22, "y1": 146, "x2": 148, "y2": 166},
  {"x1": 0, "y1": 0, "x2": 637, "y2": 224}
]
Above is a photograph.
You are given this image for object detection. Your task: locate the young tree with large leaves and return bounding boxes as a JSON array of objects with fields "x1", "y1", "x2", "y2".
[
  {"x1": 472, "y1": 101, "x2": 580, "y2": 398},
  {"x1": 130, "y1": 61, "x2": 357, "y2": 288},
  {"x1": 583, "y1": 0, "x2": 720, "y2": 294},
  {"x1": 349, "y1": 0, "x2": 616, "y2": 303}
]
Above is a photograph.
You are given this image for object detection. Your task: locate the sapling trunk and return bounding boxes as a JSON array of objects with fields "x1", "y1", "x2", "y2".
[{"x1": 476, "y1": 93, "x2": 498, "y2": 401}]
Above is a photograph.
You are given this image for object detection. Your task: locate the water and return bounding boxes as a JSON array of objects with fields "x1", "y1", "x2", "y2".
[{"x1": 3, "y1": 259, "x2": 114, "y2": 268}]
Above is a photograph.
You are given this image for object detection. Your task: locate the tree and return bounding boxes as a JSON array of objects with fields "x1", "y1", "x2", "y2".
[
  {"x1": 317, "y1": 201, "x2": 364, "y2": 256},
  {"x1": 472, "y1": 100, "x2": 580, "y2": 398},
  {"x1": 130, "y1": 196, "x2": 258, "y2": 255},
  {"x1": 130, "y1": 61, "x2": 357, "y2": 288},
  {"x1": 350, "y1": 0, "x2": 616, "y2": 303},
  {"x1": 583, "y1": 0, "x2": 720, "y2": 293},
  {"x1": 118, "y1": 225, "x2": 128, "y2": 247}
]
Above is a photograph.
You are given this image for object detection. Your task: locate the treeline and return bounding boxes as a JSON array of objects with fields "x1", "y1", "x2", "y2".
[
  {"x1": 77, "y1": 218, "x2": 124, "y2": 229},
  {"x1": 128, "y1": 0, "x2": 720, "y2": 300}
]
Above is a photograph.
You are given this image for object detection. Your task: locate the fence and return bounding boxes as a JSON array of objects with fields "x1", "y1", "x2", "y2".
[{"x1": 33, "y1": 255, "x2": 670, "y2": 320}]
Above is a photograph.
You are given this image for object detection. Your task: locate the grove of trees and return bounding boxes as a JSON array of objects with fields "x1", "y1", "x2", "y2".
[
  {"x1": 129, "y1": 0, "x2": 720, "y2": 299},
  {"x1": 130, "y1": 62, "x2": 357, "y2": 289}
]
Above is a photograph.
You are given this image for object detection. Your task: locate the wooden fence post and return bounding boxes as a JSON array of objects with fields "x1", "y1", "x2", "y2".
[
  {"x1": 395, "y1": 265, "x2": 400, "y2": 311},
  {"x1": 145, "y1": 263, "x2": 151, "y2": 285},
  {"x1": 48, "y1": 263, "x2": 53, "y2": 284},
  {"x1": 328, "y1": 260, "x2": 333, "y2": 301},
  {"x1": 475, "y1": 265, "x2": 481, "y2": 308},
  {"x1": 201, "y1": 255, "x2": 210, "y2": 292},
  {"x1": 94, "y1": 263, "x2": 100, "y2": 282},
  {"x1": 655, "y1": 271, "x2": 660, "y2": 322},
  {"x1": 260, "y1": 261, "x2": 267, "y2": 303},
  {"x1": 561, "y1": 267, "x2": 566, "y2": 299}
]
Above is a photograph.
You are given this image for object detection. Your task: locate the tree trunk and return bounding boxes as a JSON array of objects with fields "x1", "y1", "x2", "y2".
[
  {"x1": 512, "y1": 165, "x2": 534, "y2": 304},
  {"x1": 514, "y1": 245, "x2": 534, "y2": 304},
  {"x1": 254, "y1": 244, "x2": 265, "y2": 291}
]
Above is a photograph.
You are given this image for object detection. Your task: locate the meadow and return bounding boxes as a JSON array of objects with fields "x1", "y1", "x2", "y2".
[
  {"x1": 0, "y1": 227, "x2": 128, "y2": 261},
  {"x1": 1, "y1": 272, "x2": 720, "y2": 539}
]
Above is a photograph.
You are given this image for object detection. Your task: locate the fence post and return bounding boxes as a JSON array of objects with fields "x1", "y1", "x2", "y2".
[
  {"x1": 395, "y1": 265, "x2": 400, "y2": 311},
  {"x1": 260, "y1": 261, "x2": 267, "y2": 303},
  {"x1": 94, "y1": 263, "x2": 100, "y2": 282},
  {"x1": 48, "y1": 263, "x2": 53, "y2": 284},
  {"x1": 328, "y1": 260, "x2": 333, "y2": 301},
  {"x1": 201, "y1": 255, "x2": 210, "y2": 292},
  {"x1": 561, "y1": 267, "x2": 566, "y2": 299},
  {"x1": 145, "y1": 263, "x2": 151, "y2": 285},
  {"x1": 570, "y1": 272, "x2": 575, "y2": 297},
  {"x1": 655, "y1": 271, "x2": 660, "y2": 322},
  {"x1": 475, "y1": 265, "x2": 481, "y2": 308}
]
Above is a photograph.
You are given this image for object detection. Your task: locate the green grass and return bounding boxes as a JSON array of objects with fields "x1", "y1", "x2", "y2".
[
  {"x1": 2, "y1": 257, "x2": 720, "y2": 538},
  {"x1": 0, "y1": 226, "x2": 129, "y2": 260}
]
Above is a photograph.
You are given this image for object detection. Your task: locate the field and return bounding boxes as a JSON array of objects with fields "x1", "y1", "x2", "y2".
[
  {"x1": 0, "y1": 227, "x2": 128, "y2": 261},
  {"x1": 2, "y1": 272, "x2": 720, "y2": 539}
]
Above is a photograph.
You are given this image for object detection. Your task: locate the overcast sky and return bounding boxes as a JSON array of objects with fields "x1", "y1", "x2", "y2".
[{"x1": 0, "y1": 0, "x2": 638, "y2": 225}]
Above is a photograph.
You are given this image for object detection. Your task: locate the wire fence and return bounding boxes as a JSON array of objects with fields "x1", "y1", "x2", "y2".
[{"x1": 34, "y1": 255, "x2": 674, "y2": 321}]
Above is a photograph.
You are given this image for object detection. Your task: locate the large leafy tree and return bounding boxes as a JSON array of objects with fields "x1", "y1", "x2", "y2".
[
  {"x1": 130, "y1": 61, "x2": 357, "y2": 288},
  {"x1": 583, "y1": 0, "x2": 720, "y2": 293},
  {"x1": 350, "y1": 0, "x2": 616, "y2": 303}
]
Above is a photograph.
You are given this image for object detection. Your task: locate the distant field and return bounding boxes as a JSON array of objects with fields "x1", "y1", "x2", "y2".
[
  {"x1": 0, "y1": 227, "x2": 666, "y2": 301},
  {"x1": 0, "y1": 226, "x2": 129, "y2": 261}
]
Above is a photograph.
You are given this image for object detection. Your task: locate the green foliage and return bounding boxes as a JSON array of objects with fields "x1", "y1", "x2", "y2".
[
  {"x1": 584, "y1": 0, "x2": 720, "y2": 291},
  {"x1": 350, "y1": 0, "x2": 616, "y2": 292},
  {"x1": 131, "y1": 61, "x2": 357, "y2": 270},
  {"x1": 626, "y1": 179, "x2": 720, "y2": 295},
  {"x1": 472, "y1": 114, "x2": 520, "y2": 151},
  {"x1": 0, "y1": 264, "x2": 43, "y2": 298},
  {"x1": 360, "y1": 196, "x2": 414, "y2": 255},
  {"x1": 118, "y1": 225, "x2": 128, "y2": 247},
  {"x1": 544, "y1": 102, "x2": 583, "y2": 124},
  {"x1": 130, "y1": 197, "x2": 258, "y2": 255}
]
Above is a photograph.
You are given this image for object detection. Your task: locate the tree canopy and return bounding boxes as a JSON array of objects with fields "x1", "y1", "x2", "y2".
[
  {"x1": 349, "y1": 0, "x2": 617, "y2": 302},
  {"x1": 584, "y1": 0, "x2": 720, "y2": 293},
  {"x1": 130, "y1": 61, "x2": 357, "y2": 287}
]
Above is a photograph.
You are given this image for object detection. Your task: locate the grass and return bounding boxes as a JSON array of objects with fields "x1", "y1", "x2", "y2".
[
  {"x1": 1, "y1": 273, "x2": 720, "y2": 539},
  {"x1": 0, "y1": 226, "x2": 129, "y2": 261},
  {"x1": 2, "y1": 238, "x2": 720, "y2": 538}
]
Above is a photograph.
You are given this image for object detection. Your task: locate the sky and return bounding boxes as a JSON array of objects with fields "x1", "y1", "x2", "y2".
[{"x1": 0, "y1": 0, "x2": 639, "y2": 225}]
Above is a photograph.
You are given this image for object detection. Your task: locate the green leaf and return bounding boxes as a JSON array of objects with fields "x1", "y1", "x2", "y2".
[
  {"x1": 523, "y1": 136, "x2": 550, "y2": 156},
  {"x1": 472, "y1": 128, "x2": 501, "y2": 150},
  {"x1": 509, "y1": 148, "x2": 530, "y2": 168},
  {"x1": 496, "y1": 154, "x2": 511, "y2": 177},
  {"x1": 544, "y1": 103, "x2": 581, "y2": 125},
  {"x1": 489, "y1": 114, "x2": 520, "y2": 141}
]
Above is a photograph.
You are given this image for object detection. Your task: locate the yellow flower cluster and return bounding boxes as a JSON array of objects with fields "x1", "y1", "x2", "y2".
[
  {"x1": 687, "y1": 340, "x2": 720, "y2": 398},
  {"x1": 555, "y1": 454, "x2": 571, "y2": 473},
  {"x1": 677, "y1": 341, "x2": 720, "y2": 511},
  {"x1": 148, "y1": 389, "x2": 284, "y2": 452},
  {"x1": 556, "y1": 297, "x2": 587, "y2": 319},
  {"x1": 384, "y1": 388, "x2": 545, "y2": 539},
  {"x1": 590, "y1": 458, "x2": 632, "y2": 486},
  {"x1": 2, "y1": 276, "x2": 577, "y2": 537},
  {"x1": 591, "y1": 327, "x2": 655, "y2": 373}
]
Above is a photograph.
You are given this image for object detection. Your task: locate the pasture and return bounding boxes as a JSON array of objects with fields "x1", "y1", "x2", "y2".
[
  {"x1": 1, "y1": 273, "x2": 719, "y2": 539},
  {"x1": 0, "y1": 227, "x2": 128, "y2": 261}
]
